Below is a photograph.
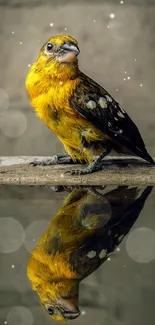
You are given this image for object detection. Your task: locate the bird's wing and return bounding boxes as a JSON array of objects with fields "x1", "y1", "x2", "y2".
[{"x1": 70, "y1": 73, "x2": 153, "y2": 163}]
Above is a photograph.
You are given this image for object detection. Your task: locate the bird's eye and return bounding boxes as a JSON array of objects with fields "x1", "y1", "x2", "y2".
[
  {"x1": 46, "y1": 43, "x2": 53, "y2": 52},
  {"x1": 47, "y1": 307, "x2": 54, "y2": 315}
]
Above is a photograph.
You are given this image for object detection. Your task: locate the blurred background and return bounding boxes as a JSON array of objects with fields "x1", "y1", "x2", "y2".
[
  {"x1": 0, "y1": 0, "x2": 155, "y2": 157},
  {"x1": 0, "y1": 1, "x2": 155, "y2": 325}
]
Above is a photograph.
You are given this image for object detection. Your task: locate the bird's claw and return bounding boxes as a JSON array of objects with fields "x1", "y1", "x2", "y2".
[
  {"x1": 64, "y1": 168, "x2": 92, "y2": 175},
  {"x1": 29, "y1": 156, "x2": 59, "y2": 167}
]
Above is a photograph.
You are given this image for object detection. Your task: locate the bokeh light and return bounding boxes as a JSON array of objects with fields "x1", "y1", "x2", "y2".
[
  {"x1": 24, "y1": 220, "x2": 50, "y2": 253},
  {"x1": 0, "y1": 217, "x2": 25, "y2": 253},
  {"x1": 81, "y1": 197, "x2": 111, "y2": 230},
  {"x1": 0, "y1": 110, "x2": 27, "y2": 138},
  {"x1": 126, "y1": 227, "x2": 155, "y2": 263},
  {"x1": 0, "y1": 89, "x2": 10, "y2": 112},
  {"x1": 7, "y1": 306, "x2": 33, "y2": 325}
]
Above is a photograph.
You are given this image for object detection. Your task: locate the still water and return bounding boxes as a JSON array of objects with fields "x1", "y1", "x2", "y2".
[{"x1": 0, "y1": 185, "x2": 155, "y2": 325}]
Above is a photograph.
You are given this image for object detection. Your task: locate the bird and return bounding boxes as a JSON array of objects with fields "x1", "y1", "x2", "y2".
[
  {"x1": 26, "y1": 34, "x2": 154, "y2": 175},
  {"x1": 27, "y1": 185, "x2": 152, "y2": 321}
]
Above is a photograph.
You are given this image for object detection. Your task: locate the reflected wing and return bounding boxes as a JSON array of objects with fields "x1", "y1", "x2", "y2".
[{"x1": 70, "y1": 73, "x2": 154, "y2": 163}]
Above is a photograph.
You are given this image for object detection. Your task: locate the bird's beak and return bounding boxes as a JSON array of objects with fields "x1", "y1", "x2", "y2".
[
  {"x1": 59, "y1": 297, "x2": 80, "y2": 319},
  {"x1": 60, "y1": 43, "x2": 80, "y2": 55},
  {"x1": 58, "y1": 43, "x2": 80, "y2": 63}
]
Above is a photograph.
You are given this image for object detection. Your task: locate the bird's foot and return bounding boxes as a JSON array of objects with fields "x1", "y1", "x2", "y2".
[
  {"x1": 64, "y1": 148, "x2": 111, "y2": 175},
  {"x1": 64, "y1": 160, "x2": 103, "y2": 175},
  {"x1": 29, "y1": 153, "x2": 74, "y2": 166}
]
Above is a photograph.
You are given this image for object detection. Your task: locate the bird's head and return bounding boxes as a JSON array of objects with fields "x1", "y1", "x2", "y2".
[
  {"x1": 36, "y1": 34, "x2": 80, "y2": 80},
  {"x1": 38, "y1": 280, "x2": 80, "y2": 321}
]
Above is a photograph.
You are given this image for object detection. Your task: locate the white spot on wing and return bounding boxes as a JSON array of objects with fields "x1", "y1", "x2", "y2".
[
  {"x1": 119, "y1": 104, "x2": 125, "y2": 113},
  {"x1": 87, "y1": 250, "x2": 96, "y2": 258},
  {"x1": 86, "y1": 100, "x2": 96, "y2": 109},
  {"x1": 98, "y1": 97, "x2": 107, "y2": 108},
  {"x1": 117, "y1": 111, "x2": 125, "y2": 118},
  {"x1": 118, "y1": 235, "x2": 124, "y2": 242},
  {"x1": 99, "y1": 249, "x2": 107, "y2": 259},
  {"x1": 106, "y1": 95, "x2": 113, "y2": 102}
]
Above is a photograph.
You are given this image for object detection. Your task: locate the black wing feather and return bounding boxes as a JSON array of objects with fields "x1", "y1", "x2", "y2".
[{"x1": 70, "y1": 73, "x2": 154, "y2": 164}]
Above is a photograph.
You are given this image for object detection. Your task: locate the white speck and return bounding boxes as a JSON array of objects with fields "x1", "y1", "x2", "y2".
[
  {"x1": 116, "y1": 89, "x2": 119, "y2": 91},
  {"x1": 59, "y1": 81, "x2": 63, "y2": 85},
  {"x1": 127, "y1": 76, "x2": 130, "y2": 80},
  {"x1": 124, "y1": 71, "x2": 127, "y2": 74},
  {"x1": 32, "y1": 239, "x2": 35, "y2": 242},
  {"x1": 107, "y1": 25, "x2": 110, "y2": 28},
  {"x1": 12, "y1": 31, "x2": 15, "y2": 34},
  {"x1": 99, "y1": 249, "x2": 107, "y2": 259},
  {"x1": 38, "y1": 40, "x2": 40, "y2": 43},
  {"x1": 116, "y1": 247, "x2": 120, "y2": 252},
  {"x1": 50, "y1": 23, "x2": 54, "y2": 27},
  {"x1": 114, "y1": 117, "x2": 118, "y2": 121},
  {"x1": 114, "y1": 134, "x2": 117, "y2": 137},
  {"x1": 108, "y1": 122, "x2": 112, "y2": 127},
  {"x1": 110, "y1": 13, "x2": 115, "y2": 19},
  {"x1": 134, "y1": 58, "x2": 137, "y2": 61},
  {"x1": 119, "y1": 129, "x2": 123, "y2": 133},
  {"x1": 81, "y1": 310, "x2": 86, "y2": 315},
  {"x1": 4, "y1": 322, "x2": 7, "y2": 324},
  {"x1": 107, "y1": 257, "x2": 111, "y2": 261},
  {"x1": 140, "y1": 84, "x2": 143, "y2": 87},
  {"x1": 106, "y1": 95, "x2": 112, "y2": 102},
  {"x1": 98, "y1": 97, "x2": 107, "y2": 108},
  {"x1": 12, "y1": 265, "x2": 15, "y2": 268},
  {"x1": 64, "y1": 27, "x2": 67, "y2": 31},
  {"x1": 86, "y1": 100, "x2": 96, "y2": 109},
  {"x1": 120, "y1": 0, "x2": 124, "y2": 4},
  {"x1": 93, "y1": 20, "x2": 96, "y2": 23},
  {"x1": 124, "y1": 78, "x2": 126, "y2": 81},
  {"x1": 28, "y1": 64, "x2": 31, "y2": 67},
  {"x1": 87, "y1": 250, "x2": 96, "y2": 258},
  {"x1": 61, "y1": 173, "x2": 64, "y2": 178},
  {"x1": 20, "y1": 42, "x2": 23, "y2": 45},
  {"x1": 124, "y1": 264, "x2": 126, "y2": 267}
]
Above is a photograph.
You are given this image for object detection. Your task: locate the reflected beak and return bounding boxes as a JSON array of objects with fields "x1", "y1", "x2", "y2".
[
  {"x1": 59, "y1": 297, "x2": 80, "y2": 319},
  {"x1": 62, "y1": 310, "x2": 80, "y2": 320}
]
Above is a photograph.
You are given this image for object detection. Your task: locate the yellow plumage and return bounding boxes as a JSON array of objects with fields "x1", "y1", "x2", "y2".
[
  {"x1": 26, "y1": 34, "x2": 154, "y2": 173},
  {"x1": 27, "y1": 186, "x2": 152, "y2": 321},
  {"x1": 26, "y1": 35, "x2": 110, "y2": 163}
]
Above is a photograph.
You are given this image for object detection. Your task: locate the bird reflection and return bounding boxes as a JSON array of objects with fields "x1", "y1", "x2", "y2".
[{"x1": 27, "y1": 186, "x2": 152, "y2": 321}]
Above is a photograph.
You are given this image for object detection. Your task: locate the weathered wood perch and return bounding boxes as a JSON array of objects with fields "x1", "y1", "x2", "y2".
[{"x1": 0, "y1": 156, "x2": 155, "y2": 186}]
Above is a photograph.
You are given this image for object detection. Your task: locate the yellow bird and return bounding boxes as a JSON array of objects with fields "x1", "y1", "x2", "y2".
[
  {"x1": 26, "y1": 34, "x2": 154, "y2": 174},
  {"x1": 27, "y1": 186, "x2": 152, "y2": 321}
]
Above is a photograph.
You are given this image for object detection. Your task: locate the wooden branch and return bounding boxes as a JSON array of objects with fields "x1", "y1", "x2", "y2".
[{"x1": 0, "y1": 156, "x2": 154, "y2": 186}]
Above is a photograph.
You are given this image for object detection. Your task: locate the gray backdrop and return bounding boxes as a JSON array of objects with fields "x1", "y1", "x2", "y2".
[{"x1": 0, "y1": 1, "x2": 155, "y2": 325}]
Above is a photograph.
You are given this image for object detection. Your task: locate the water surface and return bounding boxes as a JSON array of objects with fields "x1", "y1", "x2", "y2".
[{"x1": 0, "y1": 185, "x2": 155, "y2": 325}]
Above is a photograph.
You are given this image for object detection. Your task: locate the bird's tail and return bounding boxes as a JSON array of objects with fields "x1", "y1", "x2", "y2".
[{"x1": 137, "y1": 148, "x2": 155, "y2": 165}]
